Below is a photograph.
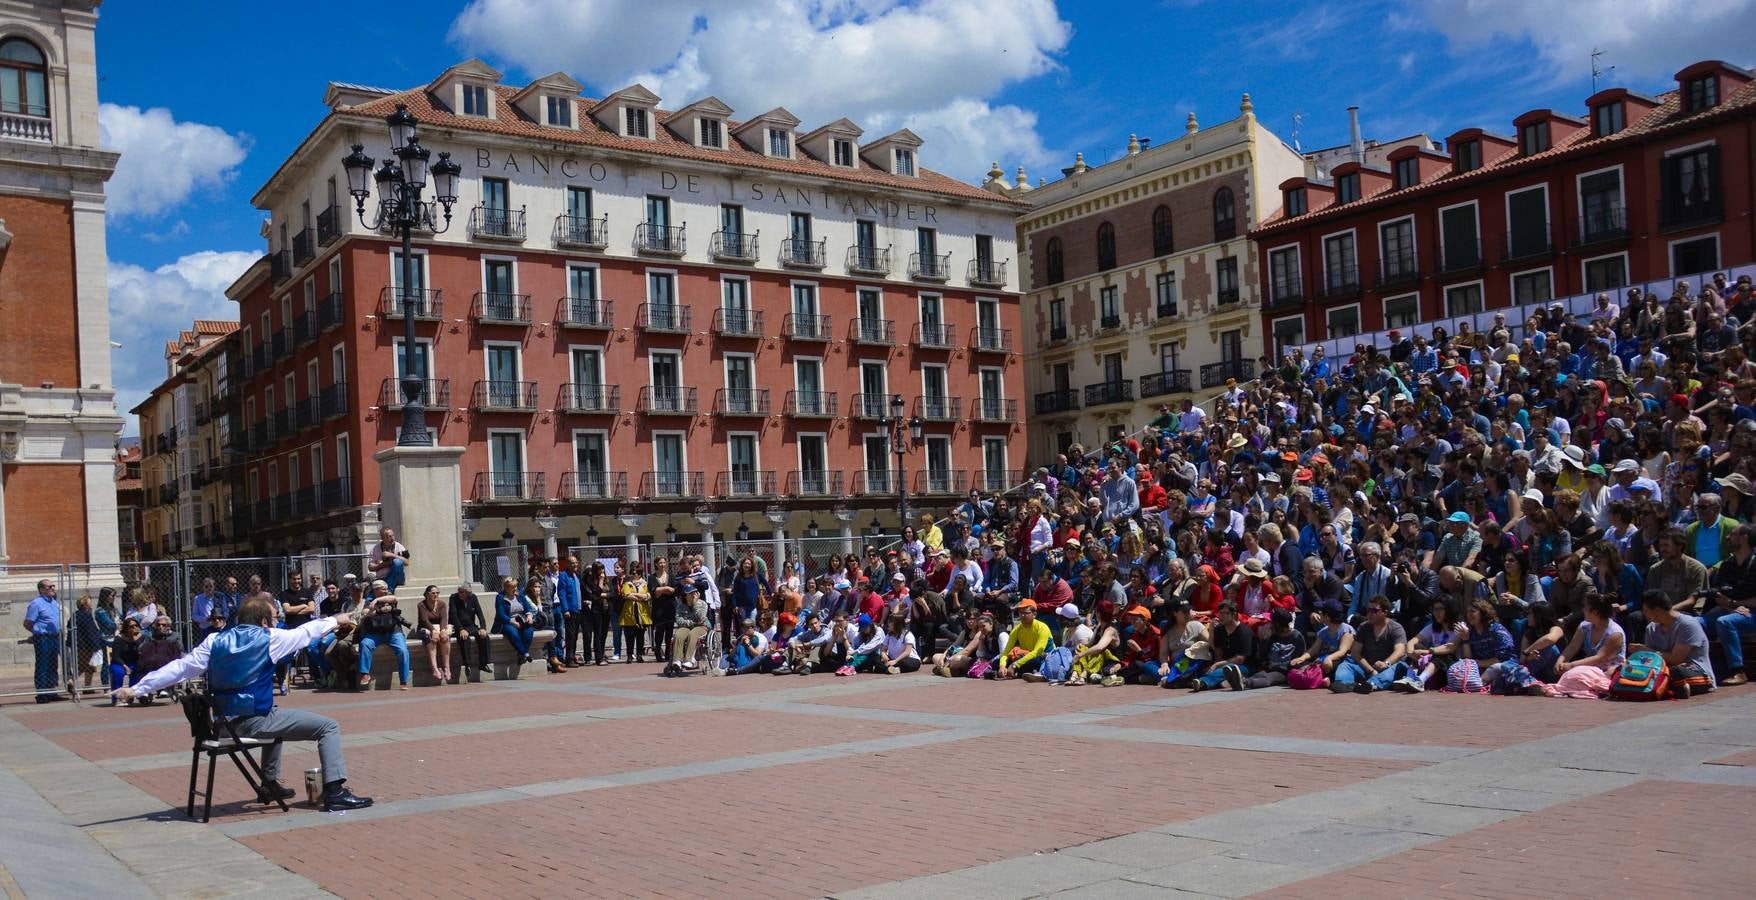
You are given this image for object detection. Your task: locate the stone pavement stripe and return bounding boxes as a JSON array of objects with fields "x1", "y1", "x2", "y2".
[
  {"x1": 833, "y1": 693, "x2": 1756, "y2": 900},
  {"x1": 1657, "y1": 761, "x2": 1756, "y2": 787},
  {"x1": 0, "y1": 721, "x2": 155, "y2": 900},
  {"x1": 0, "y1": 713, "x2": 333, "y2": 899},
  {"x1": 26, "y1": 683, "x2": 506, "y2": 735}
]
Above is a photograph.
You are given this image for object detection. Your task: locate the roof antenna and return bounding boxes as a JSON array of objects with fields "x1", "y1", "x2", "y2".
[
  {"x1": 1591, "y1": 48, "x2": 1615, "y2": 93},
  {"x1": 1290, "y1": 110, "x2": 1303, "y2": 152}
]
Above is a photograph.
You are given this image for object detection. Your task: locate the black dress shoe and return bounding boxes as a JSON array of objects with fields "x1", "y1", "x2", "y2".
[
  {"x1": 256, "y1": 780, "x2": 296, "y2": 803},
  {"x1": 321, "y1": 786, "x2": 373, "y2": 811}
]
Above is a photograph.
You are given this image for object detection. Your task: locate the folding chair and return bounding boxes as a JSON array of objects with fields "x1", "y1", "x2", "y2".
[{"x1": 179, "y1": 691, "x2": 287, "y2": 823}]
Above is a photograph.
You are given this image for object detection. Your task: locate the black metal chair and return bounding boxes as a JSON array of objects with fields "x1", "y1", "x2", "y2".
[{"x1": 179, "y1": 691, "x2": 287, "y2": 822}]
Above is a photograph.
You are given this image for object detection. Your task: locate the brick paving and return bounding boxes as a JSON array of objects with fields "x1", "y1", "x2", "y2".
[{"x1": 2, "y1": 666, "x2": 1754, "y2": 898}]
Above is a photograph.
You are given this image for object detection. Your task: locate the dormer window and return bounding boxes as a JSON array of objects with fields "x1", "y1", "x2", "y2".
[
  {"x1": 1592, "y1": 102, "x2": 1624, "y2": 136},
  {"x1": 624, "y1": 107, "x2": 650, "y2": 138},
  {"x1": 1284, "y1": 188, "x2": 1306, "y2": 217},
  {"x1": 893, "y1": 148, "x2": 915, "y2": 176},
  {"x1": 1684, "y1": 76, "x2": 1718, "y2": 113},
  {"x1": 462, "y1": 84, "x2": 489, "y2": 116},
  {"x1": 1393, "y1": 157, "x2": 1419, "y2": 189},
  {"x1": 767, "y1": 128, "x2": 791, "y2": 158},
  {"x1": 833, "y1": 139, "x2": 855, "y2": 167},
  {"x1": 699, "y1": 118, "x2": 723, "y2": 148},
  {"x1": 546, "y1": 96, "x2": 572, "y2": 127},
  {"x1": 1519, "y1": 122, "x2": 1549, "y2": 155},
  {"x1": 1337, "y1": 173, "x2": 1360, "y2": 203},
  {"x1": 1454, "y1": 140, "x2": 1481, "y2": 172}
]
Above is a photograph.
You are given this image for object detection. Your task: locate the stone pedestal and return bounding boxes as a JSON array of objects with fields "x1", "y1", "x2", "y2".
[{"x1": 374, "y1": 445, "x2": 470, "y2": 593}]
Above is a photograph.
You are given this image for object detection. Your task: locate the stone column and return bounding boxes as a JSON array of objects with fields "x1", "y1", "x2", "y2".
[
  {"x1": 537, "y1": 516, "x2": 562, "y2": 561},
  {"x1": 767, "y1": 507, "x2": 789, "y2": 581},
  {"x1": 618, "y1": 513, "x2": 644, "y2": 566},
  {"x1": 374, "y1": 445, "x2": 469, "y2": 592},
  {"x1": 834, "y1": 508, "x2": 857, "y2": 556},
  {"x1": 693, "y1": 510, "x2": 722, "y2": 573}
]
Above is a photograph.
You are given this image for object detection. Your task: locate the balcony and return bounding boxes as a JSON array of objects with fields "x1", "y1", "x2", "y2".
[
  {"x1": 271, "y1": 328, "x2": 290, "y2": 361},
  {"x1": 1048, "y1": 325, "x2": 1068, "y2": 343},
  {"x1": 846, "y1": 246, "x2": 891, "y2": 276},
  {"x1": 294, "y1": 310, "x2": 317, "y2": 347},
  {"x1": 316, "y1": 204, "x2": 343, "y2": 246},
  {"x1": 269, "y1": 250, "x2": 291, "y2": 285},
  {"x1": 971, "y1": 326, "x2": 1012, "y2": 354},
  {"x1": 1317, "y1": 264, "x2": 1362, "y2": 301},
  {"x1": 640, "y1": 470, "x2": 705, "y2": 500},
  {"x1": 915, "y1": 469, "x2": 968, "y2": 496},
  {"x1": 637, "y1": 302, "x2": 691, "y2": 333},
  {"x1": 378, "y1": 378, "x2": 451, "y2": 409},
  {"x1": 1218, "y1": 285, "x2": 1241, "y2": 305},
  {"x1": 378, "y1": 286, "x2": 442, "y2": 319},
  {"x1": 292, "y1": 228, "x2": 315, "y2": 267},
  {"x1": 972, "y1": 397, "x2": 1019, "y2": 423},
  {"x1": 851, "y1": 318, "x2": 895, "y2": 346},
  {"x1": 251, "y1": 419, "x2": 272, "y2": 449},
  {"x1": 916, "y1": 395, "x2": 961, "y2": 421},
  {"x1": 274, "y1": 408, "x2": 294, "y2": 436},
  {"x1": 298, "y1": 397, "x2": 322, "y2": 430},
  {"x1": 160, "y1": 427, "x2": 179, "y2": 450},
  {"x1": 714, "y1": 388, "x2": 770, "y2": 416},
  {"x1": 321, "y1": 476, "x2": 352, "y2": 511},
  {"x1": 914, "y1": 322, "x2": 955, "y2": 349},
  {"x1": 968, "y1": 258, "x2": 1007, "y2": 288},
  {"x1": 470, "y1": 206, "x2": 526, "y2": 242},
  {"x1": 909, "y1": 251, "x2": 951, "y2": 281},
  {"x1": 559, "y1": 383, "x2": 619, "y2": 414},
  {"x1": 562, "y1": 470, "x2": 627, "y2": 501},
  {"x1": 1100, "y1": 313, "x2": 1122, "y2": 330},
  {"x1": 318, "y1": 291, "x2": 345, "y2": 332},
  {"x1": 710, "y1": 230, "x2": 759, "y2": 263},
  {"x1": 786, "y1": 470, "x2": 844, "y2": 497},
  {"x1": 851, "y1": 393, "x2": 893, "y2": 420},
  {"x1": 784, "y1": 312, "x2": 831, "y2": 341},
  {"x1": 1500, "y1": 227, "x2": 1555, "y2": 267},
  {"x1": 1199, "y1": 359, "x2": 1256, "y2": 388},
  {"x1": 1438, "y1": 238, "x2": 1483, "y2": 275},
  {"x1": 1084, "y1": 381, "x2": 1133, "y2": 407},
  {"x1": 1140, "y1": 369, "x2": 1192, "y2": 398},
  {"x1": 1572, "y1": 205, "x2": 1629, "y2": 249},
  {"x1": 554, "y1": 214, "x2": 609, "y2": 250},
  {"x1": 193, "y1": 400, "x2": 211, "y2": 426},
  {"x1": 783, "y1": 390, "x2": 837, "y2": 418},
  {"x1": 855, "y1": 469, "x2": 897, "y2": 494},
  {"x1": 716, "y1": 471, "x2": 778, "y2": 499},
  {"x1": 779, "y1": 237, "x2": 826, "y2": 269},
  {"x1": 559, "y1": 297, "x2": 613, "y2": 329},
  {"x1": 295, "y1": 485, "x2": 320, "y2": 518},
  {"x1": 638, "y1": 385, "x2": 698, "y2": 415},
  {"x1": 1375, "y1": 253, "x2": 1421, "y2": 292},
  {"x1": 321, "y1": 381, "x2": 350, "y2": 420},
  {"x1": 474, "y1": 291, "x2": 532, "y2": 326},
  {"x1": 974, "y1": 468, "x2": 1025, "y2": 493},
  {"x1": 0, "y1": 110, "x2": 52, "y2": 142},
  {"x1": 1268, "y1": 279, "x2": 1304, "y2": 309},
  {"x1": 474, "y1": 472, "x2": 547, "y2": 502},
  {"x1": 473, "y1": 380, "x2": 539, "y2": 412},
  {"x1": 1035, "y1": 389, "x2": 1079, "y2": 415},
  {"x1": 1660, "y1": 195, "x2": 1722, "y2": 232},
  {"x1": 712, "y1": 307, "x2": 764, "y2": 338},
  {"x1": 635, "y1": 222, "x2": 685, "y2": 256}
]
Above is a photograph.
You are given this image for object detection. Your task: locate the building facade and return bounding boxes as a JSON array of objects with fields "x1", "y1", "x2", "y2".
[
  {"x1": 994, "y1": 96, "x2": 1304, "y2": 464},
  {"x1": 113, "y1": 443, "x2": 139, "y2": 561},
  {"x1": 226, "y1": 60, "x2": 1029, "y2": 557},
  {"x1": 1252, "y1": 60, "x2": 1756, "y2": 354},
  {"x1": 133, "y1": 320, "x2": 243, "y2": 559},
  {"x1": 0, "y1": 0, "x2": 121, "y2": 565}
]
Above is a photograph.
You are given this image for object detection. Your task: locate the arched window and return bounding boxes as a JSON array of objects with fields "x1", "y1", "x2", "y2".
[
  {"x1": 1151, "y1": 205, "x2": 1173, "y2": 256},
  {"x1": 1096, "y1": 221, "x2": 1116, "y2": 271},
  {"x1": 1212, "y1": 188, "x2": 1236, "y2": 241},
  {"x1": 0, "y1": 37, "x2": 48, "y2": 119},
  {"x1": 1045, "y1": 236, "x2": 1064, "y2": 284}
]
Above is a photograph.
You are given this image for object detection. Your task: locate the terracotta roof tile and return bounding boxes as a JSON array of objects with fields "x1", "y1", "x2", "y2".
[
  {"x1": 1255, "y1": 80, "x2": 1756, "y2": 234},
  {"x1": 343, "y1": 86, "x2": 1024, "y2": 208},
  {"x1": 193, "y1": 320, "x2": 238, "y2": 335}
]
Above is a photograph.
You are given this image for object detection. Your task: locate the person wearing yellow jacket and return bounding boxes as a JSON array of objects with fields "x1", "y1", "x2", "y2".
[
  {"x1": 996, "y1": 598, "x2": 1053, "y2": 679},
  {"x1": 919, "y1": 513, "x2": 944, "y2": 556}
]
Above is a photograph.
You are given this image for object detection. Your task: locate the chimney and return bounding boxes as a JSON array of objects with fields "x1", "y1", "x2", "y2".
[{"x1": 1348, "y1": 106, "x2": 1363, "y2": 165}]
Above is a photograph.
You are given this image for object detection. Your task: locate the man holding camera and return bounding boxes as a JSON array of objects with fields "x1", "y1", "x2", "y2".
[
  {"x1": 356, "y1": 582, "x2": 412, "y2": 690},
  {"x1": 115, "y1": 596, "x2": 373, "y2": 811}
]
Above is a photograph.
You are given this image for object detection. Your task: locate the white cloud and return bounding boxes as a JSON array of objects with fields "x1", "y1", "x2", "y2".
[
  {"x1": 1417, "y1": 0, "x2": 1756, "y2": 84},
  {"x1": 108, "y1": 250, "x2": 256, "y2": 426},
  {"x1": 98, "y1": 104, "x2": 249, "y2": 219},
  {"x1": 449, "y1": 0, "x2": 1071, "y2": 179}
]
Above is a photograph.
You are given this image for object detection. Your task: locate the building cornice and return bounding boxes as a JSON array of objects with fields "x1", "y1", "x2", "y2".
[{"x1": 1017, "y1": 147, "x2": 1253, "y2": 234}]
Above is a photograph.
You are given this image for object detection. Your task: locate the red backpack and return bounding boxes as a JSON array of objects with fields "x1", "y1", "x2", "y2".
[{"x1": 1608, "y1": 650, "x2": 1669, "y2": 701}]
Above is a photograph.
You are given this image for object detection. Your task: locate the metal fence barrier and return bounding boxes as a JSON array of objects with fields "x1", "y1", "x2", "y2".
[{"x1": 466, "y1": 546, "x2": 530, "y2": 593}]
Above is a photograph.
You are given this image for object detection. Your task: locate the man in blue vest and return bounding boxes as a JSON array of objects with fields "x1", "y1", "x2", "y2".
[{"x1": 114, "y1": 596, "x2": 372, "y2": 811}]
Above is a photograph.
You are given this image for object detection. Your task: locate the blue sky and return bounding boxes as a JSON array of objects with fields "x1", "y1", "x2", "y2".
[{"x1": 95, "y1": 0, "x2": 1756, "y2": 429}]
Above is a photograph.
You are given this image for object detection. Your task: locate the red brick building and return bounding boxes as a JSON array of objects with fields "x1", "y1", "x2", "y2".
[
  {"x1": 223, "y1": 61, "x2": 1028, "y2": 555},
  {"x1": 1251, "y1": 60, "x2": 1756, "y2": 355}
]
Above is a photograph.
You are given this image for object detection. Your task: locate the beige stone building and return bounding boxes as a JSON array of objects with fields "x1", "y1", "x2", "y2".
[
  {"x1": 132, "y1": 320, "x2": 244, "y2": 559},
  {"x1": 987, "y1": 95, "x2": 1303, "y2": 463}
]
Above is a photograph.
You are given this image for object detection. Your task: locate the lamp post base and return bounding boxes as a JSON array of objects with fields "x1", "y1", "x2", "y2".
[{"x1": 375, "y1": 444, "x2": 469, "y2": 594}]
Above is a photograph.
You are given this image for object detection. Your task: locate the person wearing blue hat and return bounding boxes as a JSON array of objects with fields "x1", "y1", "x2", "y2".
[{"x1": 1435, "y1": 511, "x2": 1480, "y2": 569}]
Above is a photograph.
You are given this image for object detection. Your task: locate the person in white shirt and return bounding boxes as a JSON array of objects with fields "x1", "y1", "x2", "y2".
[
  {"x1": 869, "y1": 614, "x2": 921, "y2": 674},
  {"x1": 1178, "y1": 398, "x2": 1206, "y2": 434}
]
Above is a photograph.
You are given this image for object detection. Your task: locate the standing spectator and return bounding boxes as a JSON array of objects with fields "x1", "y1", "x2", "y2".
[{"x1": 22, "y1": 580, "x2": 63, "y2": 703}]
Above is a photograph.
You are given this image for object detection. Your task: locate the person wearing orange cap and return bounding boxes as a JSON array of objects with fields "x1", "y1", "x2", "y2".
[
  {"x1": 995, "y1": 598, "x2": 1052, "y2": 680},
  {"x1": 1108, "y1": 604, "x2": 1161, "y2": 686}
]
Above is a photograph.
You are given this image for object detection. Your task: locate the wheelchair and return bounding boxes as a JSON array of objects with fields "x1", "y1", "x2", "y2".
[{"x1": 661, "y1": 623, "x2": 723, "y2": 677}]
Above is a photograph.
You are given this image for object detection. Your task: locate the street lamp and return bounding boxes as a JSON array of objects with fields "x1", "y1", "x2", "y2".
[
  {"x1": 736, "y1": 521, "x2": 750, "y2": 542},
  {"x1": 807, "y1": 519, "x2": 819, "y2": 538},
  {"x1": 878, "y1": 393, "x2": 923, "y2": 536},
  {"x1": 665, "y1": 523, "x2": 678, "y2": 543},
  {"x1": 342, "y1": 104, "x2": 463, "y2": 446}
]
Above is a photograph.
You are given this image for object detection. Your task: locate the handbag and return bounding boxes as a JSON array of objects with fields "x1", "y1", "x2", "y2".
[
  {"x1": 1286, "y1": 664, "x2": 1325, "y2": 690},
  {"x1": 966, "y1": 659, "x2": 994, "y2": 679},
  {"x1": 1445, "y1": 658, "x2": 1486, "y2": 693}
]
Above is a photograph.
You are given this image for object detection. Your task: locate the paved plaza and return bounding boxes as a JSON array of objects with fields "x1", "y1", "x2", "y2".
[{"x1": 2, "y1": 667, "x2": 1755, "y2": 899}]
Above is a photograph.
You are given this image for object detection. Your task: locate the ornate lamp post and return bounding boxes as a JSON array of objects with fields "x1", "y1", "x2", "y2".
[
  {"x1": 878, "y1": 393, "x2": 923, "y2": 534},
  {"x1": 342, "y1": 104, "x2": 463, "y2": 446}
]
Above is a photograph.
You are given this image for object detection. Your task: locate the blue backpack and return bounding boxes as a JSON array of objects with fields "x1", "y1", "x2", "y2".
[
  {"x1": 1609, "y1": 650, "x2": 1669, "y2": 701},
  {"x1": 1039, "y1": 646, "x2": 1073, "y2": 683}
]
